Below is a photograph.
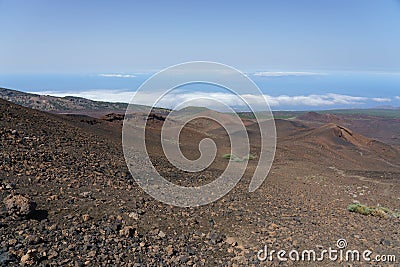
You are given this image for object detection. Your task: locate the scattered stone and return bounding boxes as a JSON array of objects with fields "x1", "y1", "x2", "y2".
[
  {"x1": 380, "y1": 238, "x2": 391, "y2": 246},
  {"x1": 268, "y1": 223, "x2": 279, "y2": 230},
  {"x1": 268, "y1": 231, "x2": 277, "y2": 237},
  {"x1": 128, "y1": 212, "x2": 139, "y2": 220},
  {"x1": 0, "y1": 181, "x2": 16, "y2": 190},
  {"x1": 207, "y1": 231, "x2": 224, "y2": 245},
  {"x1": 47, "y1": 250, "x2": 58, "y2": 260},
  {"x1": 119, "y1": 226, "x2": 136, "y2": 237},
  {"x1": 166, "y1": 245, "x2": 175, "y2": 256},
  {"x1": 158, "y1": 230, "x2": 166, "y2": 238},
  {"x1": 79, "y1": 192, "x2": 93, "y2": 198},
  {"x1": 225, "y1": 237, "x2": 237, "y2": 246},
  {"x1": 82, "y1": 214, "x2": 91, "y2": 222},
  {"x1": 137, "y1": 209, "x2": 145, "y2": 215},
  {"x1": 48, "y1": 195, "x2": 59, "y2": 200},
  {"x1": 25, "y1": 234, "x2": 43, "y2": 245},
  {"x1": 87, "y1": 251, "x2": 96, "y2": 257},
  {"x1": 20, "y1": 249, "x2": 39, "y2": 265}
]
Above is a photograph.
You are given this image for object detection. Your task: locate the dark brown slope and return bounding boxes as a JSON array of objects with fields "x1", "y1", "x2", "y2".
[
  {"x1": 1, "y1": 99, "x2": 268, "y2": 266},
  {"x1": 1, "y1": 99, "x2": 399, "y2": 266}
]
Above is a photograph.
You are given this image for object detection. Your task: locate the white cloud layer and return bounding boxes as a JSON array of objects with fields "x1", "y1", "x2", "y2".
[
  {"x1": 371, "y1": 97, "x2": 391, "y2": 102},
  {"x1": 253, "y1": 71, "x2": 325, "y2": 77},
  {"x1": 29, "y1": 89, "x2": 396, "y2": 110},
  {"x1": 98, "y1": 73, "x2": 136, "y2": 78},
  {"x1": 395, "y1": 96, "x2": 400, "y2": 100},
  {"x1": 30, "y1": 90, "x2": 134, "y2": 103}
]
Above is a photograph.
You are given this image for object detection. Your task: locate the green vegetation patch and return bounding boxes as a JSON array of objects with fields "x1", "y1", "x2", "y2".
[
  {"x1": 223, "y1": 153, "x2": 256, "y2": 162},
  {"x1": 347, "y1": 203, "x2": 400, "y2": 219}
]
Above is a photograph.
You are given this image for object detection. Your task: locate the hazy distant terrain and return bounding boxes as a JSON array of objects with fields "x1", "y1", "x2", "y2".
[
  {"x1": 2, "y1": 87, "x2": 400, "y2": 118},
  {"x1": 0, "y1": 88, "x2": 172, "y2": 117},
  {"x1": 0, "y1": 87, "x2": 128, "y2": 111}
]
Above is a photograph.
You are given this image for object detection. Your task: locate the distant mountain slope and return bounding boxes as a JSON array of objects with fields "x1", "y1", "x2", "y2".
[
  {"x1": 296, "y1": 111, "x2": 400, "y2": 146},
  {"x1": 279, "y1": 122, "x2": 400, "y2": 170},
  {"x1": 297, "y1": 111, "x2": 344, "y2": 124},
  {"x1": 0, "y1": 87, "x2": 130, "y2": 111},
  {"x1": 0, "y1": 87, "x2": 174, "y2": 118}
]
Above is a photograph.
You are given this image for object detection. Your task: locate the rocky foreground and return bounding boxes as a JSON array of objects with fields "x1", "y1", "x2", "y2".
[{"x1": 1, "y1": 99, "x2": 400, "y2": 266}]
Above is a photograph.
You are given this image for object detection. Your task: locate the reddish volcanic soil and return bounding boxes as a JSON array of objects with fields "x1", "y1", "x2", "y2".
[
  {"x1": 297, "y1": 111, "x2": 400, "y2": 148},
  {"x1": 1, "y1": 99, "x2": 399, "y2": 266}
]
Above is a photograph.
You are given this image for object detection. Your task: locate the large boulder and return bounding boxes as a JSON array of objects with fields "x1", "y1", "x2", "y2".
[{"x1": 3, "y1": 194, "x2": 37, "y2": 218}]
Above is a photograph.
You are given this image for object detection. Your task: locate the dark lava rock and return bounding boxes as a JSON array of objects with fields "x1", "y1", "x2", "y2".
[
  {"x1": 3, "y1": 194, "x2": 37, "y2": 218},
  {"x1": 0, "y1": 251, "x2": 17, "y2": 265}
]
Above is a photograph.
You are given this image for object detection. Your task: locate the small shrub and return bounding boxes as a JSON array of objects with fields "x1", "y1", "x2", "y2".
[
  {"x1": 371, "y1": 208, "x2": 388, "y2": 219},
  {"x1": 347, "y1": 204, "x2": 371, "y2": 216},
  {"x1": 347, "y1": 203, "x2": 399, "y2": 219},
  {"x1": 223, "y1": 154, "x2": 256, "y2": 162},
  {"x1": 223, "y1": 154, "x2": 235, "y2": 160},
  {"x1": 222, "y1": 154, "x2": 241, "y2": 162},
  {"x1": 376, "y1": 206, "x2": 391, "y2": 214},
  {"x1": 243, "y1": 154, "x2": 256, "y2": 160}
]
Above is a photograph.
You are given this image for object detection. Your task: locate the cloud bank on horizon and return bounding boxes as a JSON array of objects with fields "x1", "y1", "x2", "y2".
[
  {"x1": 29, "y1": 89, "x2": 395, "y2": 111},
  {"x1": 253, "y1": 71, "x2": 325, "y2": 77},
  {"x1": 98, "y1": 74, "x2": 136, "y2": 78}
]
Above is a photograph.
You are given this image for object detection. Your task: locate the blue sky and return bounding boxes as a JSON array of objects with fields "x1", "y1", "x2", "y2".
[
  {"x1": 1, "y1": 0, "x2": 400, "y2": 73},
  {"x1": 0, "y1": 1, "x2": 399, "y2": 110}
]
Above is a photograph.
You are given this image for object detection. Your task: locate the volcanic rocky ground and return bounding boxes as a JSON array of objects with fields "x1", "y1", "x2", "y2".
[{"x1": 1, "y1": 98, "x2": 399, "y2": 266}]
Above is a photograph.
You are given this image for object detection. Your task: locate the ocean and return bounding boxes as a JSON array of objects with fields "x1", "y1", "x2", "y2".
[{"x1": 0, "y1": 71, "x2": 399, "y2": 111}]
